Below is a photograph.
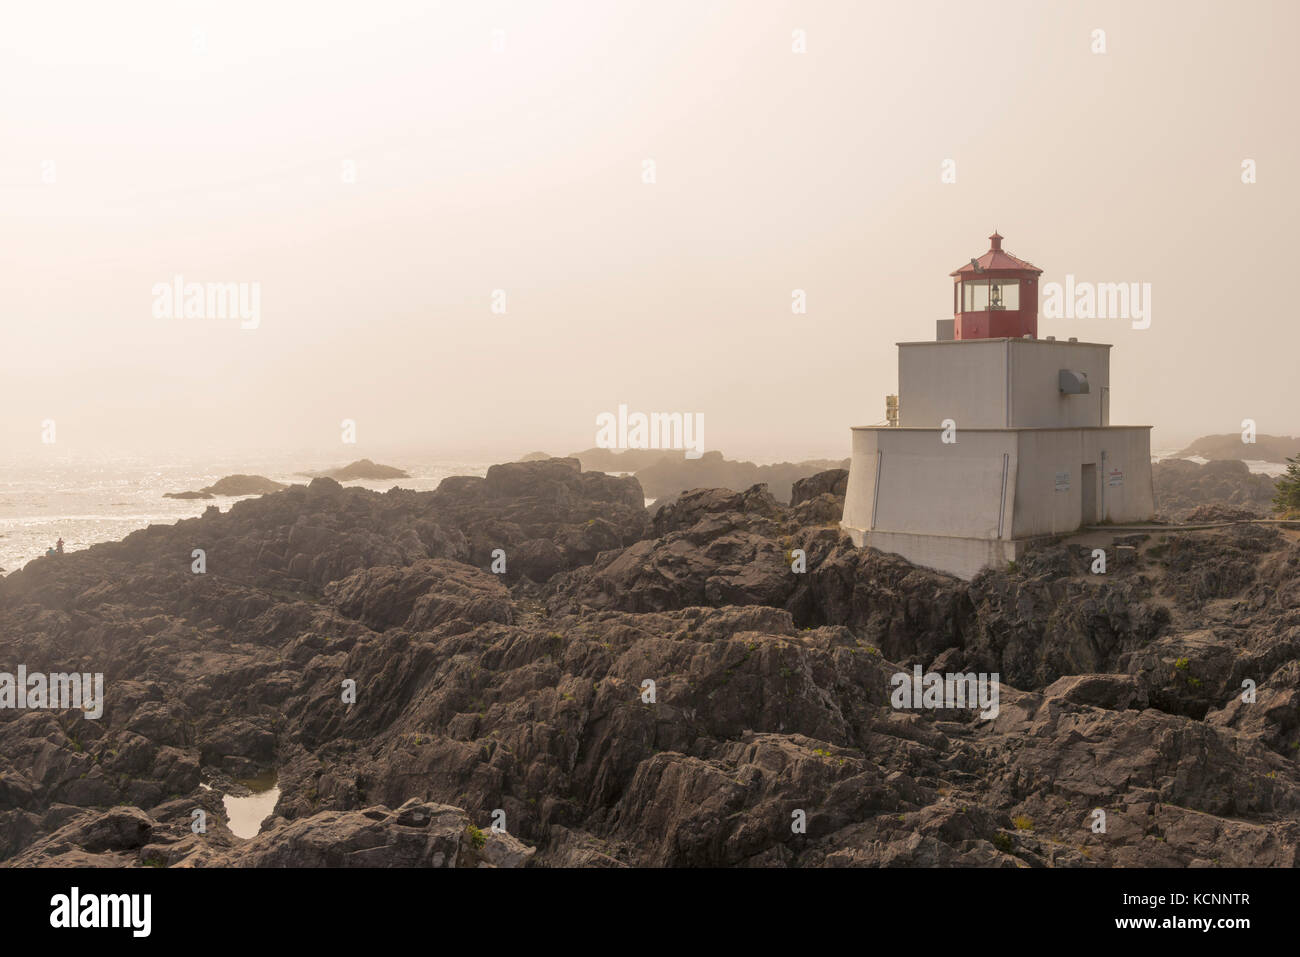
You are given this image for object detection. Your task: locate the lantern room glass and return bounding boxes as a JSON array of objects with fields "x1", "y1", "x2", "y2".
[{"x1": 961, "y1": 279, "x2": 1019, "y2": 311}]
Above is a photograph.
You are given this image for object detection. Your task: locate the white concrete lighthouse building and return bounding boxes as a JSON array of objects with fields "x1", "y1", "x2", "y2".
[{"x1": 841, "y1": 233, "x2": 1155, "y2": 579}]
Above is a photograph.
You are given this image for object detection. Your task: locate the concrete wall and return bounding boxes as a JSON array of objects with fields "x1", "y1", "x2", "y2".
[
  {"x1": 1011, "y1": 430, "x2": 1085, "y2": 538},
  {"x1": 1082, "y1": 427, "x2": 1155, "y2": 523},
  {"x1": 1007, "y1": 340, "x2": 1110, "y2": 428},
  {"x1": 896, "y1": 338, "x2": 1111, "y2": 430},
  {"x1": 841, "y1": 429, "x2": 881, "y2": 533},
  {"x1": 843, "y1": 428, "x2": 1017, "y2": 540},
  {"x1": 845, "y1": 529, "x2": 1022, "y2": 581},
  {"x1": 1011, "y1": 427, "x2": 1154, "y2": 537},
  {"x1": 843, "y1": 424, "x2": 1155, "y2": 578},
  {"x1": 897, "y1": 339, "x2": 1006, "y2": 428}
]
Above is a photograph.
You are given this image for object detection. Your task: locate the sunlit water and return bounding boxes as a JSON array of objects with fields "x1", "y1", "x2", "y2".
[
  {"x1": 1151, "y1": 449, "x2": 1287, "y2": 477},
  {"x1": 222, "y1": 771, "x2": 281, "y2": 840},
  {"x1": 0, "y1": 450, "x2": 489, "y2": 576}
]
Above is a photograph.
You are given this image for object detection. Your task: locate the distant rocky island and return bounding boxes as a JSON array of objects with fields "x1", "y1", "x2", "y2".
[
  {"x1": 1173, "y1": 433, "x2": 1298, "y2": 464},
  {"x1": 165, "y1": 460, "x2": 409, "y2": 500},
  {"x1": 525, "y1": 448, "x2": 849, "y2": 503},
  {"x1": 297, "y1": 458, "x2": 410, "y2": 481},
  {"x1": 164, "y1": 475, "x2": 288, "y2": 499}
]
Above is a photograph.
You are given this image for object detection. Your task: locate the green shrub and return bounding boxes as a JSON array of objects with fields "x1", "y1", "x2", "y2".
[
  {"x1": 466, "y1": 824, "x2": 487, "y2": 850},
  {"x1": 1273, "y1": 454, "x2": 1300, "y2": 514}
]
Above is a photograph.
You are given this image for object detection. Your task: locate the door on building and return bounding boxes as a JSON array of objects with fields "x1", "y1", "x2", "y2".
[{"x1": 1081, "y1": 463, "x2": 1098, "y2": 525}]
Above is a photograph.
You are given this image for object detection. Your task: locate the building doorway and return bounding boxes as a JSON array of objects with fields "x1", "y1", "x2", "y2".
[{"x1": 1081, "y1": 463, "x2": 1098, "y2": 525}]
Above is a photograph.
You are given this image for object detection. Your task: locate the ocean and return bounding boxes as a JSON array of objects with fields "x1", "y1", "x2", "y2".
[
  {"x1": 1150, "y1": 449, "x2": 1288, "y2": 476},
  {"x1": 0, "y1": 451, "x2": 489, "y2": 577},
  {"x1": 0, "y1": 449, "x2": 1286, "y2": 577}
]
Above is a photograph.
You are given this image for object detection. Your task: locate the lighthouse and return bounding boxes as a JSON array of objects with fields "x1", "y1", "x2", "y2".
[
  {"x1": 841, "y1": 233, "x2": 1155, "y2": 579},
  {"x1": 946, "y1": 232, "x2": 1041, "y2": 340}
]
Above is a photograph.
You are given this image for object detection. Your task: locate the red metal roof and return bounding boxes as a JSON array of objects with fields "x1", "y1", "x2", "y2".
[{"x1": 950, "y1": 232, "x2": 1042, "y2": 276}]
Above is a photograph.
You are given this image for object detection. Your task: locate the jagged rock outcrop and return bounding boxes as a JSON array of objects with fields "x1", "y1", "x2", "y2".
[
  {"x1": 1154, "y1": 458, "x2": 1277, "y2": 520},
  {"x1": 2, "y1": 463, "x2": 1298, "y2": 868},
  {"x1": 790, "y1": 469, "x2": 849, "y2": 505}
]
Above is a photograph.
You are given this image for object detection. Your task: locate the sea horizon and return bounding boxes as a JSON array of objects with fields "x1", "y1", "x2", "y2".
[
  {"x1": 0, "y1": 449, "x2": 491, "y2": 576},
  {"x1": 1, "y1": 446, "x2": 1287, "y2": 576}
]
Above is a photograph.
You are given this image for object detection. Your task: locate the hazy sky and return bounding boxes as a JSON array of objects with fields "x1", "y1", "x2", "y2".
[{"x1": 3, "y1": 0, "x2": 1296, "y2": 463}]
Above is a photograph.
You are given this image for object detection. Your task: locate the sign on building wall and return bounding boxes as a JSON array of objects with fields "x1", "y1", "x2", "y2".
[
  {"x1": 1108, "y1": 467, "x2": 1124, "y2": 487},
  {"x1": 1055, "y1": 470, "x2": 1070, "y2": 492}
]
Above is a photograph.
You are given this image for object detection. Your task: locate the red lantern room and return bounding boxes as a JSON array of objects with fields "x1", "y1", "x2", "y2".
[{"x1": 949, "y1": 232, "x2": 1043, "y2": 340}]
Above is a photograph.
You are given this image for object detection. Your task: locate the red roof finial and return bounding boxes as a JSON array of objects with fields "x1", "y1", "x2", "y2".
[{"x1": 949, "y1": 233, "x2": 1041, "y2": 278}]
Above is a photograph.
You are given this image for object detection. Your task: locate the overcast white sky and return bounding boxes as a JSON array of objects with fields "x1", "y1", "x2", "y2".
[{"x1": 2, "y1": 0, "x2": 1296, "y2": 462}]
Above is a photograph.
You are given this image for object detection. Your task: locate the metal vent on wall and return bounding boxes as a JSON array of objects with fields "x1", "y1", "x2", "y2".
[{"x1": 1059, "y1": 369, "x2": 1090, "y2": 395}]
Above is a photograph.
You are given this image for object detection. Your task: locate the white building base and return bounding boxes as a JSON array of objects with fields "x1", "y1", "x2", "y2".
[
  {"x1": 841, "y1": 336, "x2": 1154, "y2": 581},
  {"x1": 840, "y1": 424, "x2": 1153, "y2": 581},
  {"x1": 844, "y1": 528, "x2": 1027, "y2": 580}
]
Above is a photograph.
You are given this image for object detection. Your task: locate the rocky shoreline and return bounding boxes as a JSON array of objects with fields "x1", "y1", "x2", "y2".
[{"x1": 1, "y1": 457, "x2": 1298, "y2": 867}]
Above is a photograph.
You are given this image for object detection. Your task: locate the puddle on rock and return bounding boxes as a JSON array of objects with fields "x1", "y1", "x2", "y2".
[{"x1": 222, "y1": 771, "x2": 280, "y2": 839}]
